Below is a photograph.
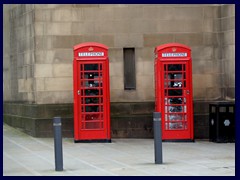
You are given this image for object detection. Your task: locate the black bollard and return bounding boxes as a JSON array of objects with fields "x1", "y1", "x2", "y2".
[
  {"x1": 53, "y1": 117, "x2": 63, "y2": 171},
  {"x1": 153, "y1": 112, "x2": 163, "y2": 164}
]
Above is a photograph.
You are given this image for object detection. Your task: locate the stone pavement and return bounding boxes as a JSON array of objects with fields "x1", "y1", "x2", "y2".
[{"x1": 3, "y1": 124, "x2": 235, "y2": 176}]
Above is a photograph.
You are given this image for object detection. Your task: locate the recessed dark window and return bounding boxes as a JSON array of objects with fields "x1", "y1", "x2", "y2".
[{"x1": 123, "y1": 48, "x2": 136, "y2": 90}]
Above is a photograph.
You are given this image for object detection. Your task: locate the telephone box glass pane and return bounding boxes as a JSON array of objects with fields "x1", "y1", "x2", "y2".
[
  {"x1": 167, "y1": 64, "x2": 182, "y2": 71},
  {"x1": 163, "y1": 63, "x2": 188, "y2": 130},
  {"x1": 79, "y1": 63, "x2": 104, "y2": 130}
]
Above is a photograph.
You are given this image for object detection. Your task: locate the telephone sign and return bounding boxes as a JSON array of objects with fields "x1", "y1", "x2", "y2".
[
  {"x1": 78, "y1": 52, "x2": 104, "y2": 57},
  {"x1": 162, "y1": 53, "x2": 187, "y2": 57}
]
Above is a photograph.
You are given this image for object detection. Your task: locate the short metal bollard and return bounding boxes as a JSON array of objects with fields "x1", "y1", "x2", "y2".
[
  {"x1": 53, "y1": 117, "x2": 63, "y2": 171},
  {"x1": 153, "y1": 112, "x2": 163, "y2": 164}
]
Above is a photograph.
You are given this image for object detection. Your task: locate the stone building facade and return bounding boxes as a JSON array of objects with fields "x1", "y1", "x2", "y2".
[{"x1": 3, "y1": 4, "x2": 235, "y2": 138}]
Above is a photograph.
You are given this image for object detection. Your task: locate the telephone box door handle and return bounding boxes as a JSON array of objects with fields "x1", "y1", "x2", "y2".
[{"x1": 77, "y1": 90, "x2": 80, "y2": 95}]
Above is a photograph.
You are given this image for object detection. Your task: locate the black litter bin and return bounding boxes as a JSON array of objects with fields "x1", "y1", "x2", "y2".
[{"x1": 209, "y1": 101, "x2": 235, "y2": 143}]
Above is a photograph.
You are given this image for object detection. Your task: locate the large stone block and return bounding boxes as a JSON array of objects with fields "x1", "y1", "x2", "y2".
[
  {"x1": 35, "y1": 50, "x2": 73, "y2": 64},
  {"x1": 71, "y1": 9, "x2": 84, "y2": 22},
  {"x1": 18, "y1": 78, "x2": 34, "y2": 93},
  {"x1": 223, "y1": 31, "x2": 234, "y2": 45},
  {"x1": 34, "y1": 4, "x2": 73, "y2": 9},
  {"x1": 23, "y1": 51, "x2": 35, "y2": 65},
  {"x1": 34, "y1": 64, "x2": 53, "y2": 77},
  {"x1": 99, "y1": 35, "x2": 114, "y2": 47},
  {"x1": 226, "y1": 88, "x2": 235, "y2": 100},
  {"x1": 129, "y1": 20, "x2": 157, "y2": 33},
  {"x1": 174, "y1": 33, "x2": 203, "y2": 46},
  {"x1": 35, "y1": 78, "x2": 45, "y2": 91},
  {"x1": 51, "y1": 36, "x2": 74, "y2": 49},
  {"x1": 82, "y1": 35, "x2": 101, "y2": 43},
  {"x1": 192, "y1": 46, "x2": 214, "y2": 60},
  {"x1": 98, "y1": 20, "x2": 129, "y2": 34},
  {"x1": 157, "y1": 20, "x2": 185, "y2": 33},
  {"x1": 203, "y1": 5, "x2": 221, "y2": 19},
  {"x1": 109, "y1": 62, "x2": 123, "y2": 76},
  {"x1": 194, "y1": 114, "x2": 209, "y2": 139},
  {"x1": 52, "y1": 9, "x2": 73, "y2": 22},
  {"x1": 184, "y1": 20, "x2": 203, "y2": 32},
  {"x1": 203, "y1": 19, "x2": 214, "y2": 32},
  {"x1": 136, "y1": 75, "x2": 154, "y2": 90},
  {"x1": 211, "y1": 60, "x2": 222, "y2": 74},
  {"x1": 113, "y1": 6, "x2": 142, "y2": 20},
  {"x1": 24, "y1": 12, "x2": 34, "y2": 25},
  {"x1": 111, "y1": 115, "x2": 153, "y2": 138},
  {"x1": 143, "y1": 34, "x2": 174, "y2": 47},
  {"x1": 221, "y1": 4, "x2": 235, "y2": 18},
  {"x1": 140, "y1": 47, "x2": 154, "y2": 60},
  {"x1": 110, "y1": 89, "x2": 124, "y2": 102},
  {"x1": 206, "y1": 87, "x2": 222, "y2": 100},
  {"x1": 53, "y1": 64, "x2": 72, "y2": 77},
  {"x1": 46, "y1": 22, "x2": 72, "y2": 35},
  {"x1": 193, "y1": 88, "x2": 207, "y2": 100},
  {"x1": 34, "y1": 9, "x2": 52, "y2": 22},
  {"x1": 193, "y1": 100, "x2": 211, "y2": 114},
  {"x1": 110, "y1": 76, "x2": 124, "y2": 90},
  {"x1": 73, "y1": 4, "x2": 100, "y2": 8},
  {"x1": 34, "y1": 23, "x2": 44, "y2": 36},
  {"x1": 81, "y1": 6, "x2": 101, "y2": 20},
  {"x1": 131, "y1": 102, "x2": 154, "y2": 114},
  {"x1": 35, "y1": 50, "x2": 54, "y2": 64},
  {"x1": 226, "y1": 73, "x2": 234, "y2": 88},
  {"x1": 111, "y1": 89, "x2": 145, "y2": 102},
  {"x1": 213, "y1": 19, "x2": 221, "y2": 32},
  {"x1": 108, "y1": 48, "x2": 123, "y2": 62},
  {"x1": 114, "y1": 33, "x2": 143, "y2": 48},
  {"x1": 44, "y1": 77, "x2": 72, "y2": 91},
  {"x1": 141, "y1": 61, "x2": 154, "y2": 75},
  {"x1": 143, "y1": 6, "x2": 174, "y2": 20},
  {"x1": 93, "y1": 7, "x2": 115, "y2": 21},
  {"x1": 193, "y1": 74, "x2": 214, "y2": 89},
  {"x1": 172, "y1": 6, "x2": 203, "y2": 20},
  {"x1": 53, "y1": 49, "x2": 73, "y2": 64},
  {"x1": 192, "y1": 60, "x2": 212, "y2": 74},
  {"x1": 227, "y1": 60, "x2": 235, "y2": 75},
  {"x1": 36, "y1": 91, "x2": 73, "y2": 104},
  {"x1": 221, "y1": 17, "x2": 235, "y2": 31},
  {"x1": 203, "y1": 33, "x2": 215, "y2": 45},
  {"x1": 136, "y1": 89, "x2": 154, "y2": 101},
  {"x1": 222, "y1": 45, "x2": 235, "y2": 60},
  {"x1": 72, "y1": 22, "x2": 99, "y2": 34},
  {"x1": 35, "y1": 36, "x2": 53, "y2": 50}
]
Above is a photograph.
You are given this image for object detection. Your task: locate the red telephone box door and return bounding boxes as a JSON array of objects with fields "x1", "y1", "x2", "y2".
[
  {"x1": 73, "y1": 42, "x2": 111, "y2": 142},
  {"x1": 155, "y1": 43, "x2": 193, "y2": 141}
]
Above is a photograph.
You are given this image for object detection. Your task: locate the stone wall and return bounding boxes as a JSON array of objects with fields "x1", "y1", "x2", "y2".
[
  {"x1": 4, "y1": 4, "x2": 35, "y2": 102},
  {"x1": 4, "y1": 4, "x2": 235, "y2": 104}
]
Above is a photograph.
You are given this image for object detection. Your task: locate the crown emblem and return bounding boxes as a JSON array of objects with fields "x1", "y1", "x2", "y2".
[
  {"x1": 172, "y1": 47, "x2": 177, "y2": 52},
  {"x1": 88, "y1": 47, "x2": 94, "y2": 51}
]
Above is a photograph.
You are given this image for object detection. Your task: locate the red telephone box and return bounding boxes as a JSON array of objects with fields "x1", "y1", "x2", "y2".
[
  {"x1": 73, "y1": 42, "x2": 111, "y2": 142},
  {"x1": 154, "y1": 43, "x2": 194, "y2": 141}
]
